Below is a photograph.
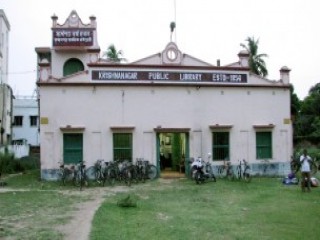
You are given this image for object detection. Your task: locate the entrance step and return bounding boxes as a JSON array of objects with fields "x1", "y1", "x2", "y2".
[{"x1": 161, "y1": 171, "x2": 186, "y2": 179}]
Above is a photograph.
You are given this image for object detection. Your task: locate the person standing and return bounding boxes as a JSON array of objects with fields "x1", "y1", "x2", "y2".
[{"x1": 300, "y1": 149, "x2": 312, "y2": 192}]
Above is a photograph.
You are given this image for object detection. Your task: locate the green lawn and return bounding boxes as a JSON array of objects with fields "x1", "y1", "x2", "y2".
[
  {"x1": 1, "y1": 171, "x2": 320, "y2": 240},
  {"x1": 91, "y1": 177, "x2": 320, "y2": 240},
  {"x1": 0, "y1": 171, "x2": 91, "y2": 239}
]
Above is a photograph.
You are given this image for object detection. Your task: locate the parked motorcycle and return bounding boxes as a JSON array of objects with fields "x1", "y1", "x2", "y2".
[{"x1": 191, "y1": 157, "x2": 216, "y2": 184}]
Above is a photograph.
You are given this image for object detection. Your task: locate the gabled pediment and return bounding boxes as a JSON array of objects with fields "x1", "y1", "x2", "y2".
[
  {"x1": 132, "y1": 42, "x2": 212, "y2": 67},
  {"x1": 52, "y1": 10, "x2": 92, "y2": 28}
]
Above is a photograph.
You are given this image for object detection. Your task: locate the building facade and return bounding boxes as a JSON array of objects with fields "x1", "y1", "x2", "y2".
[
  {"x1": 12, "y1": 97, "x2": 40, "y2": 146},
  {"x1": 0, "y1": 9, "x2": 13, "y2": 146},
  {"x1": 37, "y1": 11, "x2": 293, "y2": 180}
]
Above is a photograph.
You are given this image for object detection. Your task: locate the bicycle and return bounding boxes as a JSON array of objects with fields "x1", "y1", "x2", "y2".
[
  {"x1": 75, "y1": 160, "x2": 88, "y2": 190},
  {"x1": 103, "y1": 161, "x2": 117, "y2": 186},
  {"x1": 205, "y1": 154, "x2": 216, "y2": 182},
  {"x1": 141, "y1": 160, "x2": 158, "y2": 181},
  {"x1": 217, "y1": 161, "x2": 236, "y2": 180},
  {"x1": 121, "y1": 160, "x2": 133, "y2": 186},
  {"x1": 236, "y1": 159, "x2": 252, "y2": 182},
  {"x1": 135, "y1": 158, "x2": 145, "y2": 182},
  {"x1": 113, "y1": 160, "x2": 133, "y2": 186},
  {"x1": 93, "y1": 159, "x2": 106, "y2": 185},
  {"x1": 58, "y1": 162, "x2": 76, "y2": 186}
]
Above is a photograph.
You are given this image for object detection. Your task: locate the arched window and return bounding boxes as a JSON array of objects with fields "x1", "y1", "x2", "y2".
[{"x1": 63, "y1": 58, "x2": 84, "y2": 76}]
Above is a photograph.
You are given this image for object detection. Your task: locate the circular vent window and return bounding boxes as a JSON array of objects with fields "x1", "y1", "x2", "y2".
[{"x1": 167, "y1": 48, "x2": 178, "y2": 61}]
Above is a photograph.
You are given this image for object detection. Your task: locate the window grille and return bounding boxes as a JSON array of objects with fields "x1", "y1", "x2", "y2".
[
  {"x1": 256, "y1": 132, "x2": 272, "y2": 159},
  {"x1": 63, "y1": 133, "x2": 83, "y2": 164},
  {"x1": 113, "y1": 133, "x2": 132, "y2": 162},
  {"x1": 212, "y1": 132, "x2": 229, "y2": 160}
]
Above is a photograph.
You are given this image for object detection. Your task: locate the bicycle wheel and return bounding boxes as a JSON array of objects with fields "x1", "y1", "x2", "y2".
[
  {"x1": 75, "y1": 171, "x2": 81, "y2": 188},
  {"x1": 227, "y1": 171, "x2": 235, "y2": 181},
  {"x1": 95, "y1": 170, "x2": 104, "y2": 184},
  {"x1": 243, "y1": 172, "x2": 252, "y2": 183},
  {"x1": 217, "y1": 166, "x2": 225, "y2": 178},
  {"x1": 79, "y1": 172, "x2": 84, "y2": 191},
  {"x1": 105, "y1": 167, "x2": 116, "y2": 186},
  {"x1": 236, "y1": 165, "x2": 242, "y2": 180},
  {"x1": 206, "y1": 164, "x2": 216, "y2": 182},
  {"x1": 124, "y1": 169, "x2": 132, "y2": 186},
  {"x1": 80, "y1": 170, "x2": 88, "y2": 190},
  {"x1": 86, "y1": 165, "x2": 97, "y2": 183},
  {"x1": 147, "y1": 165, "x2": 158, "y2": 180},
  {"x1": 130, "y1": 166, "x2": 139, "y2": 184},
  {"x1": 59, "y1": 169, "x2": 66, "y2": 186}
]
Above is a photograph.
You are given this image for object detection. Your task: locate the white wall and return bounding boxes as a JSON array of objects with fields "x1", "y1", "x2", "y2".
[
  {"x1": 12, "y1": 98, "x2": 39, "y2": 146},
  {"x1": 39, "y1": 84, "x2": 292, "y2": 170}
]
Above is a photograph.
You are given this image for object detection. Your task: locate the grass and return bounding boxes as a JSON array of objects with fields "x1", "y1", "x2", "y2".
[
  {"x1": 0, "y1": 170, "x2": 91, "y2": 239},
  {"x1": 1, "y1": 171, "x2": 320, "y2": 240},
  {"x1": 91, "y1": 177, "x2": 320, "y2": 240}
]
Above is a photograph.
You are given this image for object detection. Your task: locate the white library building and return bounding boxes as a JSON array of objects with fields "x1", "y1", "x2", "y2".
[{"x1": 36, "y1": 11, "x2": 292, "y2": 180}]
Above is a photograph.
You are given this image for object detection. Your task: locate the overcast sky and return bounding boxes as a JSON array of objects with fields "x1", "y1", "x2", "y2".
[{"x1": 2, "y1": 0, "x2": 319, "y2": 99}]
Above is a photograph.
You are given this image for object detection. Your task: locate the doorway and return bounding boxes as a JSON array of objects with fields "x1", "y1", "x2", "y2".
[{"x1": 158, "y1": 132, "x2": 188, "y2": 175}]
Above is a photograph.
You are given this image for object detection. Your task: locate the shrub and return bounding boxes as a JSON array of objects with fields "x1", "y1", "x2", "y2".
[{"x1": 0, "y1": 153, "x2": 39, "y2": 174}]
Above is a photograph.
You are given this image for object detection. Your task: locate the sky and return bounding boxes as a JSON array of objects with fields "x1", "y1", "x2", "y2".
[{"x1": 1, "y1": 0, "x2": 320, "y2": 99}]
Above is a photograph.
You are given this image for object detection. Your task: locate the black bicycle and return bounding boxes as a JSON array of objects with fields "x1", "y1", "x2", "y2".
[
  {"x1": 75, "y1": 160, "x2": 88, "y2": 190},
  {"x1": 93, "y1": 159, "x2": 105, "y2": 185},
  {"x1": 58, "y1": 162, "x2": 76, "y2": 186},
  {"x1": 121, "y1": 160, "x2": 133, "y2": 186},
  {"x1": 141, "y1": 160, "x2": 158, "y2": 181},
  {"x1": 105, "y1": 160, "x2": 133, "y2": 186},
  {"x1": 236, "y1": 159, "x2": 252, "y2": 182},
  {"x1": 103, "y1": 161, "x2": 117, "y2": 186},
  {"x1": 217, "y1": 161, "x2": 236, "y2": 180}
]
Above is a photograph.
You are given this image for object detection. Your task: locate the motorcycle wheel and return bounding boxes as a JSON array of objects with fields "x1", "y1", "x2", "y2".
[{"x1": 195, "y1": 171, "x2": 201, "y2": 184}]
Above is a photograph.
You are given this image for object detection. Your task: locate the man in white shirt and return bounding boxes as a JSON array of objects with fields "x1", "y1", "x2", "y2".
[{"x1": 300, "y1": 149, "x2": 312, "y2": 192}]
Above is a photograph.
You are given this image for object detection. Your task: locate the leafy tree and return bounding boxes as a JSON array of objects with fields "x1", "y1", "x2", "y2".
[
  {"x1": 240, "y1": 37, "x2": 268, "y2": 77},
  {"x1": 102, "y1": 44, "x2": 126, "y2": 63},
  {"x1": 294, "y1": 82, "x2": 320, "y2": 141},
  {"x1": 290, "y1": 84, "x2": 301, "y2": 118}
]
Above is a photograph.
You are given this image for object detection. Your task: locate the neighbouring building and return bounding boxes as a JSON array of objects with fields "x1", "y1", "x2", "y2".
[
  {"x1": 12, "y1": 96, "x2": 40, "y2": 146},
  {"x1": 37, "y1": 11, "x2": 293, "y2": 180},
  {"x1": 0, "y1": 9, "x2": 13, "y2": 146}
]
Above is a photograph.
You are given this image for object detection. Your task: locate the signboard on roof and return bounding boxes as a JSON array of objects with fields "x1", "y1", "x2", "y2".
[
  {"x1": 92, "y1": 70, "x2": 248, "y2": 83},
  {"x1": 52, "y1": 28, "x2": 93, "y2": 46}
]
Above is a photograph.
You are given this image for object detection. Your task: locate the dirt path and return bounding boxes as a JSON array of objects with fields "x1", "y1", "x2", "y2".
[
  {"x1": 57, "y1": 180, "x2": 174, "y2": 240},
  {"x1": 57, "y1": 189, "x2": 106, "y2": 240},
  {"x1": 0, "y1": 185, "x2": 130, "y2": 240},
  {"x1": 56, "y1": 186, "x2": 131, "y2": 240},
  {"x1": 0, "y1": 178, "x2": 174, "y2": 240}
]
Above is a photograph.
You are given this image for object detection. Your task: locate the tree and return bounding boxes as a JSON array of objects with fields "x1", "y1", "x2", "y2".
[
  {"x1": 294, "y1": 82, "x2": 320, "y2": 142},
  {"x1": 240, "y1": 37, "x2": 268, "y2": 77},
  {"x1": 290, "y1": 84, "x2": 301, "y2": 118},
  {"x1": 102, "y1": 44, "x2": 126, "y2": 63}
]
